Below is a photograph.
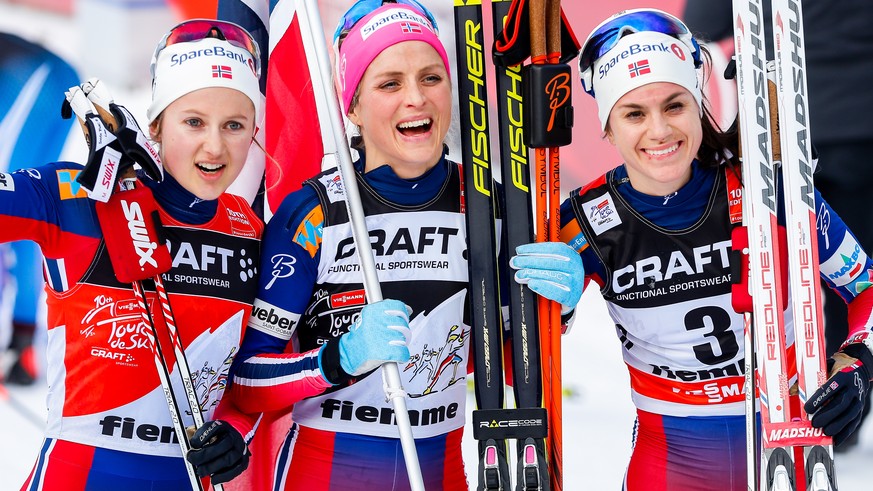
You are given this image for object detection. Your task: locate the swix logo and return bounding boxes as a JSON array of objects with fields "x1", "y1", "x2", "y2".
[
  {"x1": 99, "y1": 415, "x2": 179, "y2": 444},
  {"x1": 120, "y1": 200, "x2": 159, "y2": 268},
  {"x1": 101, "y1": 158, "x2": 117, "y2": 187},
  {"x1": 545, "y1": 72, "x2": 571, "y2": 132}
]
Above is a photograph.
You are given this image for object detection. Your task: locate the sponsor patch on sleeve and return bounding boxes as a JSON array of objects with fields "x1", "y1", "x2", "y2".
[
  {"x1": 560, "y1": 218, "x2": 588, "y2": 253},
  {"x1": 821, "y1": 232, "x2": 867, "y2": 287},
  {"x1": 56, "y1": 169, "x2": 88, "y2": 200},
  {"x1": 293, "y1": 206, "x2": 324, "y2": 258},
  {"x1": 248, "y1": 299, "x2": 300, "y2": 340}
]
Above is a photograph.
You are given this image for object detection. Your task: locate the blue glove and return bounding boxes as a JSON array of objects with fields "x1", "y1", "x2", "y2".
[
  {"x1": 338, "y1": 299, "x2": 412, "y2": 376},
  {"x1": 804, "y1": 344, "x2": 872, "y2": 447},
  {"x1": 510, "y1": 242, "x2": 584, "y2": 314},
  {"x1": 186, "y1": 420, "x2": 249, "y2": 484}
]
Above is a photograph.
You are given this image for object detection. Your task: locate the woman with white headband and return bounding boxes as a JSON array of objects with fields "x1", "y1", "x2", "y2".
[
  {"x1": 5, "y1": 20, "x2": 264, "y2": 489},
  {"x1": 560, "y1": 8, "x2": 873, "y2": 490},
  {"x1": 211, "y1": 0, "x2": 583, "y2": 489}
]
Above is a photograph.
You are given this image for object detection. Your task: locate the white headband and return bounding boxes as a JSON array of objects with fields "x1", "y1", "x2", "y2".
[
  {"x1": 147, "y1": 37, "x2": 262, "y2": 126},
  {"x1": 592, "y1": 31, "x2": 702, "y2": 130}
]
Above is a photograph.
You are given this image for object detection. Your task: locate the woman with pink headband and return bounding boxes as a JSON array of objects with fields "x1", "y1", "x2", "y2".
[{"x1": 204, "y1": 1, "x2": 584, "y2": 489}]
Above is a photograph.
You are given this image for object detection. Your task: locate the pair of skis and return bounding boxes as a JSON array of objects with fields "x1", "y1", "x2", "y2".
[
  {"x1": 454, "y1": 1, "x2": 574, "y2": 490},
  {"x1": 732, "y1": 0, "x2": 836, "y2": 489}
]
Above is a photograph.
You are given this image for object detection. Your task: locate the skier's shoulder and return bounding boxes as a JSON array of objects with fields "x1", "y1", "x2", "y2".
[
  {"x1": 575, "y1": 164, "x2": 619, "y2": 198},
  {"x1": 266, "y1": 184, "x2": 323, "y2": 245},
  {"x1": 217, "y1": 192, "x2": 264, "y2": 236},
  {"x1": 5, "y1": 161, "x2": 92, "y2": 204}
]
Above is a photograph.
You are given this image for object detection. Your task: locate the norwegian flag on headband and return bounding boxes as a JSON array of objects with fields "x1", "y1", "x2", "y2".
[
  {"x1": 218, "y1": 0, "x2": 336, "y2": 219},
  {"x1": 401, "y1": 21, "x2": 422, "y2": 34},
  {"x1": 628, "y1": 59, "x2": 651, "y2": 78},
  {"x1": 212, "y1": 65, "x2": 233, "y2": 79}
]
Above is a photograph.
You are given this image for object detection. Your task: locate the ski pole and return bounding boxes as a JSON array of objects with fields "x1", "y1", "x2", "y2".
[
  {"x1": 299, "y1": 1, "x2": 424, "y2": 489},
  {"x1": 64, "y1": 86, "x2": 206, "y2": 491},
  {"x1": 83, "y1": 81, "x2": 222, "y2": 490},
  {"x1": 490, "y1": 1, "x2": 552, "y2": 488},
  {"x1": 544, "y1": 2, "x2": 564, "y2": 489},
  {"x1": 528, "y1": 0, "x2": 566, "y2": 488}
]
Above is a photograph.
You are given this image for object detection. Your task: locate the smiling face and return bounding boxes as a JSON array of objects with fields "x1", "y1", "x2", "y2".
[
  {"x1": 149, "y1": 87, "x2": 255, "y2": 201},
  {"x1": 605, "y1": 82, "x2": 703, "y2": 196},
  {"x1": 347, "y1": 41, "x2": 452, "y2": 179}
]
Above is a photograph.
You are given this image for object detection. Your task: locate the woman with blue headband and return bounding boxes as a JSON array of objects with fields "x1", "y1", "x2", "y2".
[{"x1": 561, "y1": 8, "x2": 873, "y2": 490}]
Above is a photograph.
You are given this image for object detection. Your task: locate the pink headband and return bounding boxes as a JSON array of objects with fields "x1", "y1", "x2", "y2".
[{"x1": 337, "y1": 4, "x2": 450, "y2": 115}]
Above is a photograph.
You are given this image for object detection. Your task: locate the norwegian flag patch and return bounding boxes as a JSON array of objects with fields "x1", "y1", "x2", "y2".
[
  {"x1": 212, "y1": 65, "x2": 233, "y2": 79},
  {"x1": 401, "y1": 22, "x2": 422, "y2": 34},
  {"x1": 628, "y1": 60, "x2": 651, "y2": 78}
]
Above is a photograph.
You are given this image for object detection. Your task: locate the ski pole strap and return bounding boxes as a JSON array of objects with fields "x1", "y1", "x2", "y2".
[
  {"x1": 492, "y1": 0, "x2": 580, "y2": 67},
  {"x1": 95, "y1": 182, "x2": 172, "y2": 283},
  {"x1": 472, "y1": 407, "x2": 548, "y2": 440}
]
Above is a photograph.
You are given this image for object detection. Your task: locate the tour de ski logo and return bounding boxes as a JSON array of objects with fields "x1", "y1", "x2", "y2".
[
  {"x1": 404, "y1": 324, "x2": 468, "y2": 398},
  {"x1": 319, "y1": 172, "x2": 345, "y2": 204},
  {"x1": 80, "y1": 294, "x2": 150, "y2": 367},
  {"x1": 582, "y1": 192, "x2": 622, "y2": 235}
]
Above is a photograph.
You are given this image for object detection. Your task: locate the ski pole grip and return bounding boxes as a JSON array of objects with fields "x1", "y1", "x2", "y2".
[
  {"x1": 529, "y1": 0, "x2": 547, "y2": 61},
  {"x1": 523, "y1": 63, "x2": 573, "y2": 148},
  {"x1": 96, "y1": 184, "x2": 172, "y2": 283}
]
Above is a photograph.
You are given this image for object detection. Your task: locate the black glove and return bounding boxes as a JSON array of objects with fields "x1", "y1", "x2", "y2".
[
  {"x1": 61, "y1": 79, "x2": 162, "y2": 202},
  {"x1": 186, "y1": 420, "x2": 250, "y2": 485},
  {"x1": 804, "y1": 343, "x2": 873, "y2": 447}
]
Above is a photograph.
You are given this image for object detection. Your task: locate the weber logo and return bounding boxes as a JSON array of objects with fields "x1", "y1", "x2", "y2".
[{"x1": 120, "y1": 199, "x2": 159, "y2": 268}]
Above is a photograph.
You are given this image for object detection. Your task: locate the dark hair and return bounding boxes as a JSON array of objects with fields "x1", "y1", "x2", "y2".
[{"x1": 695, "y1": 44, "x2": 739, "y2": 172}]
